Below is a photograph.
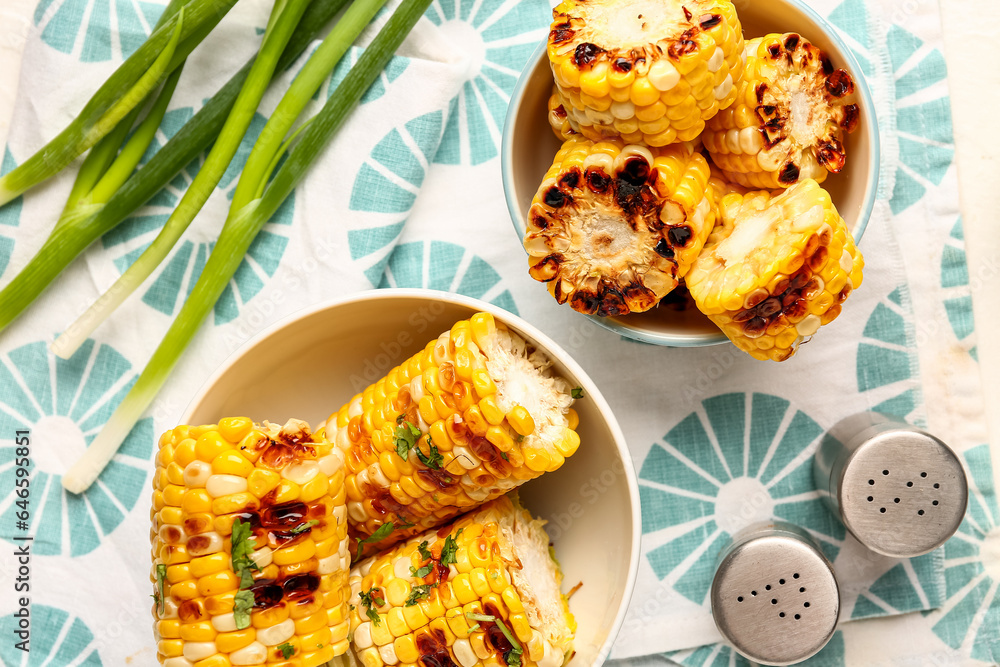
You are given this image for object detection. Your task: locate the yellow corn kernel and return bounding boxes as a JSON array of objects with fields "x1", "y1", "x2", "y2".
[
  {"x1": 218, "y1": 416, "x2": 253, "y2": 443},
  {"x1": 179, "y1": 622, "x2": 216, "y2": 642},
  {"x1": 192, "y1": 655, "x2": 230, "y2": 667},
  {"x1": 170, "y1": 580, "x2": 199, "y2": 601},
  {"x1": 215, "y1": 628, "x2": 255, "y2": 653},
  {"x1": 387, "y1": 606, "x2": 410, "y2": 638},
  {"x1": 195, "y1": 431, "x2": 229, "y2": 463},
  {"x1": 173, "y1": 438, "x2": 198, "y2": 467},
  {"x1": 471, "y1": 368, "x2": 496, "y2": 398},
  {"x1": 451, "y1": 574, "x2": 477, "y2": 605},
  {"x1": 212, "y1": 451, "x2": 254, "y2": 477},
  {"x1": 485, "y1": 426, "x2": 514, "y2": 452},
  {"x1": 157, "y1": 639, "x2": 184, "y2": 657},
  {"x1": 479, "y1": 396, "x2": 504, "y2": 425},
  {"x1": 196, "y1": 570, "x2": 239, "y2": 597},
  {"x1": 394, "y1": 635, "x2": 419, "y2": 663},
  {"x1": 189, "y1": 553, "x2": 228, "y2": 578},
  {"x1": 204, "y1": 591, "x2": 237, "y2": 616},
  {"x1": 269, "y1": 480, "x2": 300, "y2": 505},
  {"x1": 402, "y1": 603, "x2": 430, "y2": 631},
  {"x1": 160, "y1": 506, "x2": 183, "y2": 525},
  {"x1": 163, "y1": 484, "x2": 185, "y2": 507},
  {"x1": 567, "y1": 408, "x2": 579, "y2": 430},
  {"x1": 158, "y1": 619, "x2": 181, "y2": 639},
  {"x1": 507, "y1": 406, "x2": 535, "y2": 437},
  {"x1": 211, "y1": 492, "x2": 257, "y2": 516},
  {"x1": 557, "y1": 428, "x2": 581, "y2": 457},
  {"x1": 273, "y1": 540, "x2": 316, "y2": 566},
  {"x1": 300, "y1": 473, "x2": 329, "y2": 504},
  {"x1": 182, "y1": 488, "x2": 213, "y2": 514}
]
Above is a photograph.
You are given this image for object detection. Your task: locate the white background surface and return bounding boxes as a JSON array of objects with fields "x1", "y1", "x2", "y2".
[{"x1": 0, "y1": 1, "x2": 996, "y2": 475}]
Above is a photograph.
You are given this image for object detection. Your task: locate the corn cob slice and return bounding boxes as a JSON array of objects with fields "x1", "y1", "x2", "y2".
[
  {"x1": 524, "y1": 135, "x2": 715, "y2": 316},
  {"x1": 322, "y1": 313, "x2": 578, "y2": 555},
  {"x1": 547, "y1": 86, "x2": 577, "y2": 141},
  {"x1": 547, "y1": 0, "x2": 744, "y2": 146},
  {"x1": 702, "y1": 33, "x2": 861, "y2": 189},
  {"x1": 346, "y1": 495, "x2": 575, "y2": 667},
  {"x1": 151, "y1": 418, "x2": 352, "y2": 666},
  {"x1": 686, "y1": 179, "x2": 864, "y2": 361}
]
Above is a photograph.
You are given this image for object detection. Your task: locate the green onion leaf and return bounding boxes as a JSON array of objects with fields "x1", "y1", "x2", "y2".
[
  {"x1": 359, "y1": 587, "x2": 385, "y2": 626},
  {"x1": 154, "y1": 563, "x2": 167, "y2": 616},
  {"x1": 289, "y1": 519, "x2": 319, "y2": 535},
  {"x1": 415, "y1": 439, "x2": 443, "y2": 470},
  {"x1": 440, "y1": 529, "x2": 463, "y2": 567},
  {"x1": 417, "y1": 541, "x2": 432, "y2": 561},
  {"x1": 405, "y1": 584, "x2": 435, "y2": 607},
  {"x1": 356, "y1": 521, "x2": 397, "y2": 559},
  {"x1": 233, "y1": 589, "x2": 255, "y2": 630},
  {"x1": 394, "y1": 421, "x2": 421, "y2": 461},
  {"x1": 277, "y1": 642, "x2": 296, "y2": 659},
  {"x1": 410, "y1": 564, "x2": 434, "y2": 579},
  {"x1": 571, "y1": 387, "x2": 584, "y2": 399}
]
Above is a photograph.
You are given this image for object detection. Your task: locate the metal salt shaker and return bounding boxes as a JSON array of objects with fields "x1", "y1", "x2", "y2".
[
  {"x1": 711, "y1": 521, "x2": 840, "y2": 665},
  {"x1": 813, "y1": 412, "x2": 968, "y2": 558}
]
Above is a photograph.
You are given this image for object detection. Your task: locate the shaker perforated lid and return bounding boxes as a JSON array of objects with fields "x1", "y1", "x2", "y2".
[
  {"x1": 814, "y1": 412, "x2": 968, "y2": 558},
  {"x1": 711, "y1": 522, "x2": 840, "y2": 666}
]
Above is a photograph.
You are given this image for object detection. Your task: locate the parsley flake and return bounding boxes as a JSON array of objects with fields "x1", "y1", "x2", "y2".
[
  {"x1": 440, "y1": 528, "x2": 463, "y2": 567},
  {"x1": 356, "y1": 521, "x2": 397, "y2": 559},
  {"x1": 277, "y1": 642, "x2": 296, "y2": 659},
  {"x1": 289, "y1": 519, "x2": 319, "y2": 535},
  {"x1": 154, "y1": 564, "x2": 167, "y2": 615},
  {"x1": 410, "y1": 563, "x2": 434, "y2": 579},
  {"x1": 417, "y1": 541, "x2": 432, "y2": 561},
  {"x1": 571, "y1": 386, "x2": 584, "y2": 399},
  {"x1": 233, "y1": 589, "x2": 254, "y2": 630},
  {"x1": 415, "y1": 439, "x2": 444, "y2": 469},
  {"x1": 405, "y1": 584, "x2": 435, "y2": 606},
  {"x1": 359, "y1": 587, "x2": 385, "y2": 626},
  {"x1": 230, "y1": 519, "x2": 259, "y2": 629},
  {"x1": 394, "y1": 421, "x2": 421, "y2": 460}
]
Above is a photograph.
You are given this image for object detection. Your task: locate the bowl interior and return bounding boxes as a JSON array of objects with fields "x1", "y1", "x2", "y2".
[
  {"x1": 182, "y1": 290, "x2": 639, "y2": 665},
  {"x1": 503, "y1": 0, "x2": 877, "y2": 346}
]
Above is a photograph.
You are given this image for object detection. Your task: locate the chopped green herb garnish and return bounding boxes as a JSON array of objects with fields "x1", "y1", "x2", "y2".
[
  {"x1": 289, "y1": 519, "x2": 319, "y2": 535},
  {"x1": 277, "y1": 642, "x2": 295, "y2": 659},
  {"x1": 464, "y1": 612, "x2": 523, "y2": 665},
  {"x1": 154, "y1": 563, "x2": 167, "y2": 615},
  {"x1": 501, "y1": 451, "x2": 510, "y2": 461},
  {"x1": 410, "y1": 563, "x2": 434, "y2": 579},
  {"x1": 396, "y1": 413, "x2": 405, "y2": 424},
  {"x1": 233, "y1": 589, "x2": 254, "y2": 630},
  {"x1": 394, "y1": 420, "x2": 421, "y2": 460},
  {"x1": 440, "y1": 528, "x2": 463, "y2": 567},
  {"x1": 405, "y1": 584, "x2": 435, "y2": 606},
  {"x1": 467, "y1": 622, "x2": 480, "y2": 633},
  {"x1": 515, "y1": 434, "x2": 524, "y2": 443},
  {"x1": 417, "y1": 540, "x2": 432, "y2": 561},
  {"x1": 415, "y1": 439, "x2": 443, "y2": 469},
  {"x1": 571, "y1": 386, "x2": 584, "y2": 399},
  {"x1": 356, "y1": 521, "x2": 397, "y2": 559},
  {"x1": 359, "y1": 586, "x2": 385, "y2": 626}
]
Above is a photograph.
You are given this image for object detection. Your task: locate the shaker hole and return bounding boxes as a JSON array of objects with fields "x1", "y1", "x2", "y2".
[
  {"x1": 933, "y1": 500, "x2": 939, "y2": 506},
  {"x1": 907, "y1": 482, "x2": 914, "y2": 487},
  {"x1": 779, "y1": 612, "x2": 786, "y2": 618},
  {"x1": 883, "y1": 470, "x2": 889, "y2": 475},
  {"x1": 779, "y1": 579, "x2": 785, "y2": 585},
  {"x1": 737, "y1": 596, "x2": 744, "y2": 602},
  {"x1": 934, "y1": 483, "x2": 940, "y2": 489},
  {"x1": 804, "y1": 602, "x2": 810, "y2": 608},
  {"x1": 921, "y1": 472, "x2": 928, "y2": 477},
  {"x1": 867, "y1": 496, "x2": 873, "y2": 502},
  {"x1": 765, "y1": 585, "x2": 771, "y2": 591},
  {"x1": 918, "y1": 510, "x2": 925, "y2": 516},
  {"x1": 868, "y1": 479, "x2": 875, "y2": 485},
  {"x1": 894, "y1": 498, "x2": 900, "y2": 503},
  {"x1": 793, "y1": 573, "x2": 800, "y2": 579},
  {"x1": 794, "y1": 614, "x2": 801, "y2": 620},
  {"x1": 880, "y1": 508, "x2": 886, "y2": 513},
  {"x1": 751, "y1": 591, "x2": 757, "y2": 596},
  {"x1": 771, "y1": 599, "x2": 777, "y2": 605},
  {"x1": 799, "y1": 587, "x2": 806, "y2": 592}
]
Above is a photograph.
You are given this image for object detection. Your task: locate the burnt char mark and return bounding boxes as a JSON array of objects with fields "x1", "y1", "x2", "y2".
[
  {"x1": 825, "y1": 69, "x2": 855, "y2": 98},
  {"x1": 614, "y1": 176, "x2": 654, "y2": 218},
  {"x1": 482, "y1": 603, "x2": 516, "y2": 659},
  {"x1": 560, "y1": 169, "x2": 580, "y2": 189},
  {"x1": 841, "y1": 104, "x2": 860, "y2": 132},
  {"x1": 570, "y1": 290, "x2": 601, "y2": 315},
  {"x1": 767, "y1": 43, "x2": 783, "y2": 59},
  {"x1": 654, "y1": 238, "x2": 675, "y2": 258},
  {"x1": 619, "y1": 157, "x2": 650, "y2": 185},
  {"x1": 667, "y1": 225, "x2": 693, "y2": 247},
  {"x1": 573, "y1": 42, "x2": 604, "y2": 67},
  {"x1": 281, "y1": 573, "x2": 320, "y2": 600},
  {"x1": 550, "y1": 22, "x2": 574, "y2": 44},
  {"x1": 598, "y1": 287, "x2": 629, "y2": 318},
  {"x1": 249, "y1": 579, "x2": 284, "y2": 608},
  {"x1": 668, "y1": 29, "x2": 699, "y2": 58},
  {"x1": 815, "y1": 140, "x2": 846, "y2": 172},
  {"x1": 544, "y1": 187, "x2": 569, "y2": 208},
  {"x1": 784, "y1": 34, "x2": 800, "y2": 50},
  {"x1": 756, "y1": 83, "x2": 769, "y2": 104},
  {"x1": 699, "y1": 14, "x2": 722, "y2": 29},
  {"x1": 529, "y1": 254, "x2": 562, "y2": 282},
  {"x1": 261, "y1": 440, "x2": 314, "y2": 470},
  {"x1": 469, "y1": 436, "x2": 512, "y2": 479},
  {"x1": 612, "y1": 57, "x2": 632, "y2": 73},
  {"x1": 416, "y1": 628, "x2": 459, "y2": 667},
  {"x1": 682, "y1": 5, "x2": 692, "y2": 21},
  {"x1": 531, "y1": 212, "x2": 549, "y2": 230},
  {"x1": 586, "y1": 168, "x2": 612, "y2": 193},
  {"x1": 820, "y1": 54, "x2": 834, "y2": 75},
  {"x1": 778, "y1": 162, "x2": 801, "y2": 184}
]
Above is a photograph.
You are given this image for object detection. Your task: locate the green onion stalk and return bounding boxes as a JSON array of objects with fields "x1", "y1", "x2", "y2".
[
  {"x1": 51, "y1": 0, "x2": 315, "y2": 360},
  {"x1": 0, "y1": 0, "x2": 240, "y2": 206},
  {"x1": 0, "y1": 0, "x2": 351, "y2": 334},
  {"x1": 62, "y1": 0, "x2": 434, "y2": 494}
]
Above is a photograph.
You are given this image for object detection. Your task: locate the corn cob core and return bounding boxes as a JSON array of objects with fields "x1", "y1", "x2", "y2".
[
  {"x1": 346, "y1": 495, "x2": 575, "y2": 667},
  {"x1": 151, "y1": 418, "x2": 351, "y2": 666},
  {"x1": 524, "y1": 135, "x2": 715, "y2": 316},
  {"x1": 323, "y1": 313, "x2": 578, "y2": 554},
  {"x1": 547, "y1": 0, "x2": 743, "y2": 146},
  {"x1": 686, "y1": 180, "x2": 864, "y2": 361},
  {"x1": 547, "y1": 87, "x2": 577, "y2": 142},
  {"x1": 702, "y1": 33, "x2": 861, "y2": 189}
]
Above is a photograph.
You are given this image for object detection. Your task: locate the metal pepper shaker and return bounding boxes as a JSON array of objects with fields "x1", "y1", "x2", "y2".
[
  {"x1": 813, "y1": 412, "x2": 968, "y2": 558},
  {"x1": 711, "y1": 521, "x2": 840, "y2": 666}
]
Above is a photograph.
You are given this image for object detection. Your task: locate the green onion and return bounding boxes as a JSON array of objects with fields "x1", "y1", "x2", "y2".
[
  {"x1": 0, "y1": 0, "x2": 239, "y2": 206},
  {"x1": 0, "y1": 0, "x2": 351, "y2": 334},
  {"x1": 51, "y1": 0, "x2": 314, "y2": 360},
  {"x1": 61, "y1": 0, "x2": 433, "y2": 494}
]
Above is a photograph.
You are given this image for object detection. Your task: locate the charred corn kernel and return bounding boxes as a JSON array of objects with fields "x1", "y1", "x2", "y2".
[
  {"x1": 323, "y1": 316, "x2": 579, "y2": 554},
  {"x1": 151, "y1": 419, "x2": 352, "y2": 664},
  {"x1": 687, "y1": 180, "x2": 864, "y2": 361},
  {"x1": 346, "y1": 497, "x2": 575, "y2": 666},
  {"x1": 525, "y1": 136, "x2": 716, "y2": 316},
  {"x1": 704, "y1": 33, "x2": 860, "y2": 189},
  {"x1": 548, "y1": 0, "x2": 743, "y2": 145}
]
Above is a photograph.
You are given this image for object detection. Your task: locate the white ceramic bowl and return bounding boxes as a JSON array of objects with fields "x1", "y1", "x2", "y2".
[
  {"x1": 182, "y1": 288, "x2": 640, "y2": 665},
  {"x1": 502, "y1": 0, "x2": 880, "y2": 346}
]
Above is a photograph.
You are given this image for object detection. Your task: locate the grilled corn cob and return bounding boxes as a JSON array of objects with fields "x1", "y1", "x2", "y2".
[
  {"x1": 151, "y1": 418, "x2": 352, "y2": 666},
  {"x1": 322, "y1": 313, "x2": 578, "y2": 554},
  {"x1": 547, "y1": 87, "x2": 577, "y2": 141},
  {"x1": 702, "y1": 33, "x2": 860, "y2": 189},
  {"x1": 524, "y1": 135, "x2": 715, "y2": 316},
  {"x1": 547, "y1": 0, "x2": 744, "y2": 146},
  {"x1": 686, "y1": 179, "x2": 864, "y2": 361},
  {"x1": 346, "y1": 495, "x2": 575, "y2": 667}
]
